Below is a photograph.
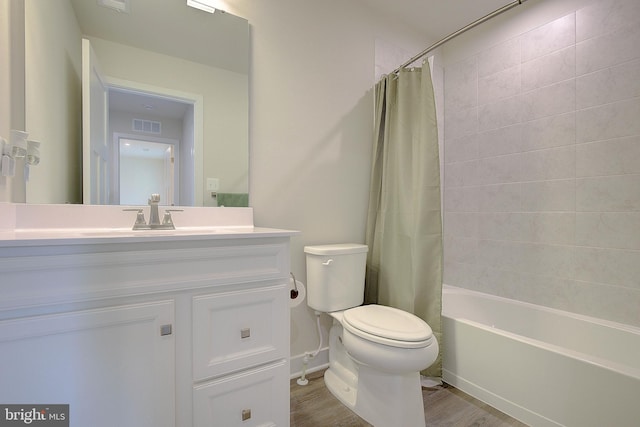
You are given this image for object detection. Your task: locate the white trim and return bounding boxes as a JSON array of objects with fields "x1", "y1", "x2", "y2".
[{"x1": 105, "y1": 77, "x2": 204, "y2": 205}]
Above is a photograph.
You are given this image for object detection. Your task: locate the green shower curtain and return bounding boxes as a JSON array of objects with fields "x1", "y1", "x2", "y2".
[{"x1": 364, "y1": 63, "x2": 443, "y2": 378}]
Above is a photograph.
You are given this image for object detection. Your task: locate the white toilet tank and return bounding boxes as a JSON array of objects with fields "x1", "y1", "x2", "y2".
[{"x1": 304, "y1": 243, "x2": 368, "y2": 312}]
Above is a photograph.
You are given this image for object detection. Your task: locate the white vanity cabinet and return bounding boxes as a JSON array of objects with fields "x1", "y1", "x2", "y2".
[
  {"x1": 0, "y1": 228, "x2": 293, "y2": 427},
  {"x1": 0, "y1": 300, "x2": 176, "y2": 427},
  {"x1": 192, "y1": 285, "x2": 289, "y2": 426}
]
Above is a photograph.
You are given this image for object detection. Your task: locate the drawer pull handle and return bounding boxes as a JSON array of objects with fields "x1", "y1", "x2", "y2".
[
  {"x1": 241, "y1": 408, "x2": 251, "y2": 421},
  {"x1": 240, "y1": 328, "x2": 251, "y2": 339},
  {"x1": 160, "y1": 324, "x2": 172, "y2": 336}
]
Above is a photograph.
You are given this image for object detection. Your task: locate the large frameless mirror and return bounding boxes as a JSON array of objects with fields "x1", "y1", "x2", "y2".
[{"x1": 21, "y1": 0, "x2": 249, "y2": 206}]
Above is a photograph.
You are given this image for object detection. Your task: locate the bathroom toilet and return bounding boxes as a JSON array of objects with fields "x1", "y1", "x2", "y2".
[{"x1": 304, "y1": 243, "x2": 438, "y2": 427}]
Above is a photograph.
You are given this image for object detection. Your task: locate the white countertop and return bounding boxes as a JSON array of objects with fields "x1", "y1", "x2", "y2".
[{"x1": 0, "y1": 203, "x2": 297, "y2": 247}]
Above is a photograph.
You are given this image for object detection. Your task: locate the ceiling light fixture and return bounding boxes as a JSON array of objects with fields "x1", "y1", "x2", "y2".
[{"x1": 187, "y1": 0, "x2": 216, "y2": 14}]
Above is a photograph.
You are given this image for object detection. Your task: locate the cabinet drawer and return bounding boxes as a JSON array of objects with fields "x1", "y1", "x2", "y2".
[
  {"x1": 193, "y1": 361, "x2": 288, "y2": 427},
  {"x1": 193, "y1": 284, "x2": 288, "y2": 380}
]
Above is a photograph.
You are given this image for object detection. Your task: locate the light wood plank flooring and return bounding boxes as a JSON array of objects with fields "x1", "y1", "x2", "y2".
[{"x1": 290, "y1": 370, "x2": 528, "y2": 427}]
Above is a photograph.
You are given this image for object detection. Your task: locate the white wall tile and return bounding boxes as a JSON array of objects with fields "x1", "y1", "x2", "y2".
[
  {"x1": 574, "y1": 246, "x2": 640, "y2": 290},
  {"x1": 445, "y1": 160, "x2": 479, "y2": 188},
  {"x1": 478, "y1": 65, "x2": 521, "y2": 105},
  {"x1": 444, "y1": 236, "x2": 478, "y2": 264},
  {"x1": 477, "y1": 239, "x2": 521, "y2": 270},
  {"x1": 477, "y1": 154, "x2": 523, "y2": 185},
  {"x1": 444, "y1": 212, "x2": 478, "y2": 238},
  {"x1": 520, "y1": 180, "x2": 575, "y2": 212},
  {"x1": 519, "y1": 213, "x2": 575, "y2": 245},
  {"x1": 522, "y1": 46, "x2": 575, "y2": 92},
  {"x1": 576, "y1": 22, "x2": 640, "y2": 75},
  {"x1": 478, "y1": 95, "x2": 522, "y2": 132},
  {"x1": 476, "y1": 266, "x2": 522, "y2": 298},
  {"x1": 443, "y1": 260, "x2": 479, "y2": 289},
  {"x1": 519, "y1": 146, "x2": 576, "y2": 182},
  {"x1": 518, "y1": 274, "x2": 580, "y2": 311},
  {"x1": 478, "y1": 37, "x2": 521, "y2": 78},
  {"x1": 444, "y1": 107, "x2": 477, "y2": 140},
  {"x1": 444, "y1": 133, "x2": 478, "y2": 164},
  {"x1": 515, "y1": 243, "x2": 575, "y2": 279},
  {"x1": 576, "y1": 212, "x2": 640, "y2": 250},
  {"x1": 444, "y1": 57, "x2": 477, "y2": 114},
  {"x1": 478, "y1": 183, "x2": 521, "y2": 212},
  {"x1": 444, "y1": 186, "x2": 479, "y2": 212},
  {"x1": 576, "y1": 135, "x2": 640, "y2": 177},
  {"x1": 520, "y1": 113, "x2": 576, "y2": 151},
  {"x1": 576, "y1": 175, "x2": 640, "y2": 211},
  {"x1": 442, "y1": 0, "x2": 640, "y2": 326},
  {"x1": 562, "y1": 280, "x2": 640, "y2": 326},
  {"x1": 477, "y1": 124, "x2": 523, "y2": 158},
  {"x1": 444, "y1": 162, "x2": 462, "y2": 189},
  {"x1": 521, "y1": 14, "x2": 576, "y2": 62},
  {"x1": 576, "y1": 58, "x2": 640, "y2": 109},
  {"x1": 573, "y1": 284, "x2": 640, "y2": 326},
  {"x1": 521, "y1": 79, "x2": 575, "y2": 121},
  {"x1": 477, "y1": 212, "x2": 574, "y2": 245},
  {"x1": 477, "y1": 212, "x2": 526, "y2": 241},
  {"x1": 576, "y1": 97, "x2": 640, "y2": 143},
  {"x1": 576, "y1": 0, "x2": 640, "y2": 42}
]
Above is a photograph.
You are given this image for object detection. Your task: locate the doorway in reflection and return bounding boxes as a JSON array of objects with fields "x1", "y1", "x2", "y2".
[
  {"x1": 109, "y1": 88, "x2": 195, "y2": 206},
  {"x1": 118, "y1": 138, "x2": 177, "y2": 206}
]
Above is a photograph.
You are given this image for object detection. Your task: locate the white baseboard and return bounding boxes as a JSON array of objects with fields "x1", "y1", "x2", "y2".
[{"x1": 289, "y1": 347, "x2": 329, "y2": 379}]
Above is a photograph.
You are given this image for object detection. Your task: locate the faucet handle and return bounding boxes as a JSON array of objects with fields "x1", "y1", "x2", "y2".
[
  {"x1": 123, "y1": 208, "x2": 150, "y2": 230},
  {"x1": 161, "y1": 209, "x2": 184, "y2": 229}
]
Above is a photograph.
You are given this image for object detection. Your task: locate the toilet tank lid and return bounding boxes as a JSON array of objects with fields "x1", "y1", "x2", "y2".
[{"x1": 304, "y1": 243, "x2": 368, "y2": 255}]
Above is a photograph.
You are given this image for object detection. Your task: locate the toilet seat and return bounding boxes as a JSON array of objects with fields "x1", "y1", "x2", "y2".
[{"x1": 342, "y1": 305, "x2": 433, "y2": 349}]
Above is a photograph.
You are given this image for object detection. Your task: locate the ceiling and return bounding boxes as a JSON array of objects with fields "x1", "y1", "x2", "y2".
[
  {"x1": 362, "y1": 0, "x2": 520, "y2": 44},
  {"x1": 69, "y1": 0, "x2": 249, "y2": 74},
  {"x1": 109, "y1": 89, "x2": 189, "y2": 121},
  {"x1": 71, "y1": 0, "x2": 521, "y2": 73}
]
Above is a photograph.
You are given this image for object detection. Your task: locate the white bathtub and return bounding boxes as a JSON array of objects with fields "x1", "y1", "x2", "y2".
[{"x1": 442, "y1": 285, "x2": 640, "y2": 427}]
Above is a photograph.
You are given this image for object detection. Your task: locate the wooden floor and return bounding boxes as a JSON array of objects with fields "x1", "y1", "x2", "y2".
[{"x1": 290, "y1": 370, "x2": 528, "y2": 427}]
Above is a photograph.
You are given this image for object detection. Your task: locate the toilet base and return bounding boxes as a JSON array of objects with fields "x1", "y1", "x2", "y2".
[{"x1": 324, "y1": 364, "x2": 426, "y2": 427}]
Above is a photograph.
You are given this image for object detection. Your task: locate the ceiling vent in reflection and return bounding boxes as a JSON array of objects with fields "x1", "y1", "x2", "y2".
[
  {"x1": 97, "y1": 0, "x2": 130, "y2": 13},
  {"x1": 133, "y1": 119, "x2": 162, "y2": 135}
]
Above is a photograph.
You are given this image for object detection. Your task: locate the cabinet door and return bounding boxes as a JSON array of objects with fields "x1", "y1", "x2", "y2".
[
  {"x1": 193, "y1": 360, "x2": 288, "y2": 427},
  {"x1": 193, "y1": 285, "x2": 288, "y2": 380},
  {"x1": 0, "y1": 301, "x2": 175, "y2": 427}
]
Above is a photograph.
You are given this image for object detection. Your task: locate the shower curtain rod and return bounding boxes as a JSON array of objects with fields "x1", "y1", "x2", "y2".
[{"x1": 391, "y1": 0, "x2": 529, "y2": 74}]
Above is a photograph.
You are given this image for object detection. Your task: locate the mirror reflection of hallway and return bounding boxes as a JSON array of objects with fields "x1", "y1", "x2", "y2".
[
  {"x1": 118, "y1": 138, "x2": 177, "y2": 206},
  {"x1": 108, "y1": 85, "x2": 197, "y2": 206}
]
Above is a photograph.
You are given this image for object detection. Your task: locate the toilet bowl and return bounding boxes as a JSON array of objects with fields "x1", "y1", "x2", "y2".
[
  {"x1": 304, "y1": 243, "x2": 439, "y2": 427},
  {"x1": 341, "y1": 304, "x2": 437, "y2": 374}
]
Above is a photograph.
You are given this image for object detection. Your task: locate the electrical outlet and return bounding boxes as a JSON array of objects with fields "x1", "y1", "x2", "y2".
[{"x1": 206, "y1": 178, "x2": 220, "y2": 191}]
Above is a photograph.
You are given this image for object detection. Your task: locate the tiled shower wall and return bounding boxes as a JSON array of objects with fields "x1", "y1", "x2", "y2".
[{"x1": 442, "y1": 0, "x2": 640, "y2": 327}]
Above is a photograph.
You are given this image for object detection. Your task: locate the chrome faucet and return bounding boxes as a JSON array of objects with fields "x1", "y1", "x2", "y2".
[
  {"x1": 124, "y1": 194, "x2": 182, "y2": 230},
  {"x1": 148, "y1": 194, "x2": 162, "y2": 226}
]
